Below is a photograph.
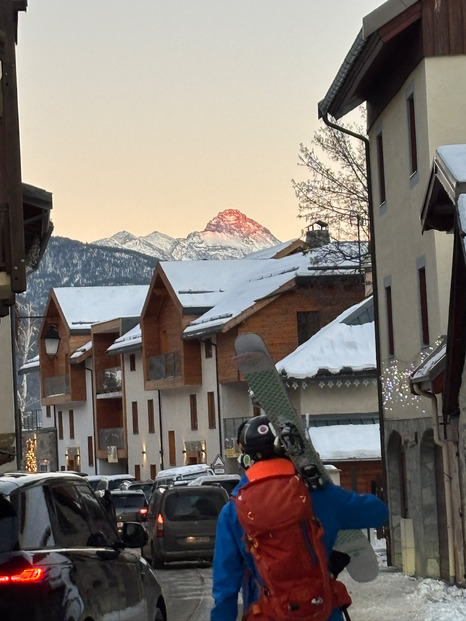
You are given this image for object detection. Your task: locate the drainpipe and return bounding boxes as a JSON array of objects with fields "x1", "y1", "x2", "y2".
[
  {"x1": 321, "y1": 112, "x2": 390, "y2": 560},
  {"x1": 210, "y1": 341, "x2": 223, "y2": 459},
  {"x1": 158, "y1": 391, "x2": 164, "y2": 470},
  {"x1": 412, "y1": 385, "x2": 455, "y2": 585}
]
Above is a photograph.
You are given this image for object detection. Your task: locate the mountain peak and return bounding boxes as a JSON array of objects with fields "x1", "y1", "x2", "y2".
[
  {"x1": 204, "y1": 209, "x2": 273, "y2": 237},
  {"x1": 93, "y1": 209, "x2": 281, "y2": 261}
]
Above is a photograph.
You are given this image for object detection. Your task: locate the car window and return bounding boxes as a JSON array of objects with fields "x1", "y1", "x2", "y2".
[
  {"x1": 47, "y1": 482, "x2": 96, "y2": 547},
  {"x1": 0, "y1": 496, "x2": 20, "y2": 552},
  {"x1": 164, "y1": 491, "x2": 224, "y2": 521},
  {"x1": 10, "y1": 485, "x2": 55, "y2": 550},
  {"x1": 112, "y1": 494, "x2": 146, "y2": 510},
  {"x1": 77, "y1": 484, "x2": 118, "y2": 545}
]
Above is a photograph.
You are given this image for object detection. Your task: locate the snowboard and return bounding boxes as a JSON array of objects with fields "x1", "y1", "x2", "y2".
[{"x1": 234, "y1": 332, "x2": 379, "y2": 583}]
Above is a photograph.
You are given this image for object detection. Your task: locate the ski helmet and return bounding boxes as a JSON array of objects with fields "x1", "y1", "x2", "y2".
[{"x1": 237, "y1": 415, "x2": 277, "y2": 466}]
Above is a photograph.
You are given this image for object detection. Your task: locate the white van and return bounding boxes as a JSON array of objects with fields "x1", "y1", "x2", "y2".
[
  {"x1": 154, "y1": 464, "x2": 214, "y2": 489},
  {"x1": 87, "y1": 474, "x2": 135, "y2": 497}
]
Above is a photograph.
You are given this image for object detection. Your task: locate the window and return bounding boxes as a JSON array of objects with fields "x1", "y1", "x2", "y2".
[
  {"x1": 407, "y1": 94, "x2": 418, "y2": 175},
  {"x1": 297, "y1": 311, "x2": 320, "y2": 345},
  {"x1": 385, "y1": 285, "x2": 394, "y2": 356},
  {"x1": 69, "y1": 410, "x2": 74, "y2": 440},
  {"x1": 58, "y1": 411, "x2": 63, "y2": 440},
  {"x1": 418, "y1": 266, "x2": 430, "y2": 345},
  {"x1": 134, "y1": 464, "x2": 141, "y2": 480},
  {"x1": 168, "y1": 430, "x2": 176, "y2": 466},
  {"x1": 87, "y1": 436, "x2": 94, "y2": 467},
  {"x1": 204, "y1": 338, "x2": 213, "y2": 359},
  {"x1": 10, "y1": 485, "x2": 54, "y2": 549},
  {"x1": 150, "y1": 464, "x2": 157, "y2": 479},
  {"x1": 377, "y1": 132, "x2": 386, "y2": 205},
  {"x1": 148, "y1": 399, "x2": 155, "y2": 434},
  {"x1": 208, "y1": 392, "x2": 216, "y2": 429},
  {"x1": 46, "y1": 405, "x2": 51, "y2": 419},
  {"x1": 190, "y1": 394, "x2": 198, "y2": 430},
  {"x1": 129, "y1": 353, "x2": 136, "y2": 371},
  {"x1": 132, "y1": 402, "x2": 139, "y2": 435}
]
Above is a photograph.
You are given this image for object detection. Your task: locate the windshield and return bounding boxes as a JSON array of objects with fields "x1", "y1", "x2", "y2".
[
  {"x1": 111, "y1": 494, "x2": 146, "y2": 510},
  {"x1": 164, "y1": 491, "x2": 224, "y2": 521}
]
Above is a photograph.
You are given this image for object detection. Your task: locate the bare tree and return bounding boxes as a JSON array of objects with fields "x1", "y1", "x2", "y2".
[{"x1": 292, "y1": 110, "x2": 369, "y2": 244}]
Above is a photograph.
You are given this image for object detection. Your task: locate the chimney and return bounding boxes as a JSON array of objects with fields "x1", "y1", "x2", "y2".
[{"x1": 305, "y1": 221, "x2": 330, "y2": 248}]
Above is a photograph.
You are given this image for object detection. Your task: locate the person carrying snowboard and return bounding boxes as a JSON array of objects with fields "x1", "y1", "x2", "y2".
[{"x1": 210, "y1": 415, "x2": 388, "y2": 621}]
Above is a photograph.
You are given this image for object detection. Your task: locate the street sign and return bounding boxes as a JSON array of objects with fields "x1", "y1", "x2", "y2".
[{"x1": 211, "y1": 454, "x2": 225, "y2": 473}]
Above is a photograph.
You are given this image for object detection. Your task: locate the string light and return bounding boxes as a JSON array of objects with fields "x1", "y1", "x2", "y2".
[{"x1": 381, "y1": 338, "x2": 443, "y2": 415}]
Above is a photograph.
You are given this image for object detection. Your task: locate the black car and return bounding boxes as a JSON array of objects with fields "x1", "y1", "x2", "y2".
[
  {"x1": 0, "y1": 472, "x2": 167, "y2": 621},
  {"x1": 110, "y1": 489, "x2": 148, "y2": 534}
]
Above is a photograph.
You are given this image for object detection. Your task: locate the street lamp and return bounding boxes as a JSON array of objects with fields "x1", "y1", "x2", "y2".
[{"x1": 44, "y1": 325, "x2": 60, "y2": 357}]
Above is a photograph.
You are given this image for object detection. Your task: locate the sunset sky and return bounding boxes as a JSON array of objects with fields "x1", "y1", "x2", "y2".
[{"x1": 16, "y1": 0, "x2": 381, "y2": 244}]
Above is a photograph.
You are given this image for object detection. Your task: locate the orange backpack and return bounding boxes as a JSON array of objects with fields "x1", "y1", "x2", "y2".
[{"x1": 234, "y1": 459, "x2": 351, "y2": 621}]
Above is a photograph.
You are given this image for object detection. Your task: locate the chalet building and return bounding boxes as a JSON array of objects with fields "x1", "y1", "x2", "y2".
[
  {"x1": 319, "y1": 0, "x2": 466, "y2": 582},
  {"x1": 277, "y1": 296, "x2": 382, "y2": 495},
  {"x1": 141, "y1": 242, "x2": 366, "y2": 472},
  {"x1": 39, "y1": 285, "x2": 148, "y2": 475}
]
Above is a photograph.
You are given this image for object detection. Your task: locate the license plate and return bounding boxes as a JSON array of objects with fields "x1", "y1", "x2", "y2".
[{"x1": 181, "y1": 536, "x2": 210, "y2": 544}]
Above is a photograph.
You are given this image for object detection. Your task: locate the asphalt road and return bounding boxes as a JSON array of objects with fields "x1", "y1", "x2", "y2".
[{"x1": 152, "y1": 562, "x2": 243, "y2": 621}]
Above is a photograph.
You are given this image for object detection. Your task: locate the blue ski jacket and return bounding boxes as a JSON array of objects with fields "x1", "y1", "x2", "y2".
[{"x1": 211, "y1": 461, "x2": 388, "y2": 621}]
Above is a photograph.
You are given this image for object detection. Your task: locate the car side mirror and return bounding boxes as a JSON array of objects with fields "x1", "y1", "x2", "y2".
[{"x1": 120, "y1": 521, "x2": 148, "y2": 548}]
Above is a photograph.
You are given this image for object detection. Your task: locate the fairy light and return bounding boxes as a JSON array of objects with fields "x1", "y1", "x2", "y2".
[
  {"x1": 25, "y1": 437, "x2": 37, "y2": 473},
  {"x1": 381, "y1": 338, "x2": 443, "y2": 415}
]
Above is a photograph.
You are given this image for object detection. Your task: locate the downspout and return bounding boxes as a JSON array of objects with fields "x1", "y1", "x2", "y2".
[
  {"x1": 210, "y1": 341, "x2": 223, "y2": 459},
  {"x1": 321, "y1": 112, "x2": 390, "y2": 558},
  {"x1": 158, "y1": 390, "x2": 164, "y2": 470},
  {"x1": 412, "y1": 385, "x2": 455, "y2": 585}
]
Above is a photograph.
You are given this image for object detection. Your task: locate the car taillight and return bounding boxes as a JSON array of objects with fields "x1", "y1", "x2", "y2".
[
  {"x1": 156, "y1": 513, "x2": 164, "y2": 537},
  {"x1": 0, "y1": 568, "x2": 44, "y2": 584},
  {"x1": 140, "y1": 507, "x2": 148, "y2": 520}
]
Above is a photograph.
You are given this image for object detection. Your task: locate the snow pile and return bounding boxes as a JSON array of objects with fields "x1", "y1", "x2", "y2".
[{"x1": 419, "y1": 579, "x2": 466, "y2": 621}]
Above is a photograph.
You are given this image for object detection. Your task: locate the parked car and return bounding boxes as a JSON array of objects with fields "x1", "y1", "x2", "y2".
[
  {"x1": 110, "y1": 489, "x2": 148, "y2": 534},
  {"x1": 187, "y1": 474, "x2": 241, "y2": 495},
  {"x1": 143, "y1": 485, "x2": 228, "y2": 568},
  {"x1": 87, "y1": 473, "x2": 135, "y2": 497},
  {"x1": 121, "y1": 479, "x2": 154, "y2": 501},
  {"x1": 0, "y1": 472, "x2": 167, "y2": 621},
  {"x1": 154, "y1": 464, "x2": 215, "y2": 489}
]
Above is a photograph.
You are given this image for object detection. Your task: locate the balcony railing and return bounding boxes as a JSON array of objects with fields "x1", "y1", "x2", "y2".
[
  {"x1": 148, "y1": 351, "x2": 182, "y2": 380},
  {"x1": 43, "y1": 374, "x2": 69, "y2": 398},
  {"x1": 98, "y1": 427, "x2": 124, "y2": 451},
  {"x1": 96, "y1": 366, "x2": 122, "y2": 394}
]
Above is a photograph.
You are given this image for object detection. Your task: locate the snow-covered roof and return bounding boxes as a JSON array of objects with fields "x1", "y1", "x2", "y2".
[
  {"x1": 106, "y1": 323, "x2": 142, "y2": 355},
  {"x1": 309, "y1": 423, "x2": 381, "y2": 461},
  {"x1": 277, "y1": 296, "x2": 375, "y2": 379},
  {"x1": 160, "y1": 259, "x2": 258, "y2": 311},
  {"x1": 19, "y1": 354, "x2": 40, "y2": 375},
  {"x1": 244, "y1": 239, "x2": 300, "y2": 259},
  {"x1": 437, "y1": 144, "x2": 466, "y2": 184},
  {"x1": 70, "y1": 340, "x2": 93, "y2": 362},
  {"x1": 181, "y1": 244, "x2": 363, "y2": 338},
  {"x1": 53, "y1": 285, "x2": 149, "y2": 332}
]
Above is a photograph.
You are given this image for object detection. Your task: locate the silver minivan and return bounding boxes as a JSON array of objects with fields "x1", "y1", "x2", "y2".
[{"x1": 143, "y1": 485, "x2": 228, "y2": 567}]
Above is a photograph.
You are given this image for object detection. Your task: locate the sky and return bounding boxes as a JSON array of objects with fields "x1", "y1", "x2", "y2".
[{"x1": 15, "y1": 0, "x2": 382, "y2": 244}]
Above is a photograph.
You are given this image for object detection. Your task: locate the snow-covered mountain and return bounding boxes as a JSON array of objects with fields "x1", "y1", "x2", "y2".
[{"x1": 93, "y1": 209, "x2": 281, "y2": 260}]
